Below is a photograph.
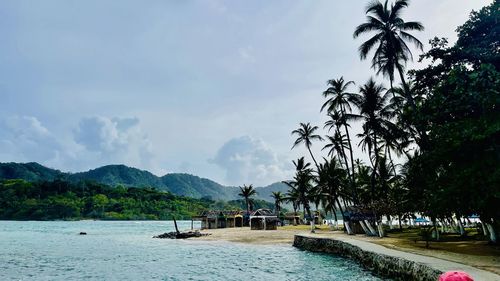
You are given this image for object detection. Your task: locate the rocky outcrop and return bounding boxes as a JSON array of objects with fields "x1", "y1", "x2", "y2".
[
  {"x1": 293, "y1": 235, "x2": 441, "y2": 281},
  {"x1": 153, "y1": 230, "x2": 210, "y2": 239}
]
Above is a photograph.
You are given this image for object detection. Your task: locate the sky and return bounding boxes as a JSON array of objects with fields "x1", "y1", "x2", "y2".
[{"x1": 0, "y1": 0, "x2": 493, "y2": 186}]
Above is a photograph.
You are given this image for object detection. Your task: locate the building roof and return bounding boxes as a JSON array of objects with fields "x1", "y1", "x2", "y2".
[
  {"x1": 193, "y1": 210, "x2": 243, "y2": 218},
  {"x1": 250, "y1": 208, "x2": 276, "y2": 217}
]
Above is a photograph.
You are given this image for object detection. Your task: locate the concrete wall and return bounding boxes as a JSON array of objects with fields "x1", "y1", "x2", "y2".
[{"x1": 293, "y1": 235, "x2": 441, "y2": 281}]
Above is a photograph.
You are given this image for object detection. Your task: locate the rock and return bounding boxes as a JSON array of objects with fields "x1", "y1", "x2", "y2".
[
  {"x1": 153, "y1": 230, "x2": 210, "y2": 239},
  {"x1": 79, "y1": 232, "x2": 87, "y2": 235}
]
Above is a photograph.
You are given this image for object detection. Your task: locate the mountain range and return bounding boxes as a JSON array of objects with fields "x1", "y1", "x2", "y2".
[{"x1": 0, "y1": 162, "x2": 288, "y2": 202}]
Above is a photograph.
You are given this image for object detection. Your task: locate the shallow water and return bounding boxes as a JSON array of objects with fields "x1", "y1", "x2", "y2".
[{"x1": 0, "y1": 221, "x2": 386, "y2": 280}]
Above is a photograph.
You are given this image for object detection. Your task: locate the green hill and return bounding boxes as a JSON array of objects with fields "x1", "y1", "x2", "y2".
[
  {"x1": 70, "y1": 165, "x2": 165, "y2": 188},
  {"x1": 0, "y1": 162, "x2": 64, "y2": 182},
  {"x1": 0, "y1": 162, "x2": 288, "y2": 202}
]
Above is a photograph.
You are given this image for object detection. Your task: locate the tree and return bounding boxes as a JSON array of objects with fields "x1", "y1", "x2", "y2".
[
  {"x1": 238, "y1": 184, "x2": 257, "y2": 214},
  {"x1": 271, "y1": 191, "x2": 283, "y2": 215},
  {"x1": 353, "y1": 0, "x2": 424, "y2": 103},
  {"x1": 316, "y1": 158, "x2": 348, "y2": 222},
  {"x1": 291, "y1": 123, "x2": 323, "y2": 168},
  {"x1": 321, "y1": 77, "x2": 357, "y2": 189},
  {"x1": 348, "y1": 79, "x2": 393, "y2": 197},
  {"x1": 405, "y1": 0, "x2": 500, "y2": 243},
  {"x1": 283, "y1": 158, "x2": 315, "y2": 221},
  {"x1": 92, "y1": 194, "x2": 109, "y2": 216}
]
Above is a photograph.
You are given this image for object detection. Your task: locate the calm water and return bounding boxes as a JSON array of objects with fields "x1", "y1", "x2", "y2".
[{"x1": 0, "y1": 221, "x2": 385, "y2": 281}]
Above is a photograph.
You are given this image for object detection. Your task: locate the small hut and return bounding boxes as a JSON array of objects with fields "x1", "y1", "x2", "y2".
[
  {"x1": 249, "y1": 209, "x2": 279, "y2": 230},
  {"x1": 192, "y1": 210, "x2": 244, "y2": 229},
  {"x1": 225, "y1": 210, "x2": 243, "y2": 228},
  {"x1": 283, "y1": 212, "x2": 301, "y2": 226}
]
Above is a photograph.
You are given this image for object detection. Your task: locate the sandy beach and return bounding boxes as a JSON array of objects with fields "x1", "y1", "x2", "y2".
[{"x1": 198, "y1": 226, "x2": 500, "y2": 276}]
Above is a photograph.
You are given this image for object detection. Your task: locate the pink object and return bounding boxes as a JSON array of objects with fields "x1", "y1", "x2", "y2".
[{"x1": 439, "y1": 271, "x2": 474, "y2": 281}]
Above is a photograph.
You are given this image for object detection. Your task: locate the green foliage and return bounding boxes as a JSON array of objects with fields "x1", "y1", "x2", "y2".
[
  {"x1": 406, "y1": 0, "x2": 500, "y2": 226},
  {"x1": 0, "y1": 179, "x2": 212, "y2": 220}
]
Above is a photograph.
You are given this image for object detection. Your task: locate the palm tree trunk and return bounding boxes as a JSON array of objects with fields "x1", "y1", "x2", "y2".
[
  {"x1": 340, "y1": 105, "x2": 357, "y2": 192},
  {"x1": 307, "y1": 147, "x2": 319, "y2": 169},
  {"x1": 370, "y1": 134, "x2": 379, "y2": 196}
]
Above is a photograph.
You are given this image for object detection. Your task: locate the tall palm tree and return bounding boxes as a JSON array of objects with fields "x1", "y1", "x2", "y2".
[
  {"x1": 271, "y1": 191, "x2": 284, "y2": 215},
  {"x1": 291, "y1": 123, "x2": 323, "y2": 168},
  {"x1": 321, "y1": 77, "x2": 357, "y2": 183},
  {"x1": 238, "y1": 184, "x2": 257, "y2": 214},
  {"x1": 347, "y1": 79, "x2": 393, "y2": 195},
  {"x1": 353, "y1": 0, "x2": 424, "y2": 107}
]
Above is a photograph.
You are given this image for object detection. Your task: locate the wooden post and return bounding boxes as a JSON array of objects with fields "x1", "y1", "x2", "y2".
[
  {"x1": 173, "y1": 217, "x2": 180, "y2": 235},
  {"x1": 191, "y1": 219, "x2": 194, "y2": 230}
]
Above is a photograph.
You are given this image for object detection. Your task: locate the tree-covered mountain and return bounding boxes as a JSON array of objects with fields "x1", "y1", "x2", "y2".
[
  {"x1": 0, "y1": 162, "x2": 64, "y2": 182},
  {"x1": 0, "y1": 162, "x2": 287, "y2": 202},
  {"x1": 70, "y1": 165, "x2": 165, "y2": 188},
  {"x1": 160, "y1": 173, "x2": 238, "y2": 199}
]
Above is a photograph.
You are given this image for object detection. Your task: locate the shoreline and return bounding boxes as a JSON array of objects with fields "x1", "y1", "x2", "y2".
[{"x1": 197, "y1": 227, "x2": 500, "y2": 278}]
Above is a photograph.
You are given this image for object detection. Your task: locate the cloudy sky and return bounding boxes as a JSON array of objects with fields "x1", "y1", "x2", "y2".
[{"x1": 0, "y1": 0, "x2": 492, "y2": 186}]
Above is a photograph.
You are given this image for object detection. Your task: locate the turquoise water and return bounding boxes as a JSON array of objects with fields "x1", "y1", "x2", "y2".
[{"x1": 0, "y1": 221, "x2": 385, "y2": 280}]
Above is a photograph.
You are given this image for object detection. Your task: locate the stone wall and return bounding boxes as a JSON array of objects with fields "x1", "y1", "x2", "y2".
[{"x1": 293, "y1": 235, "x2": 442, "y2": 281}]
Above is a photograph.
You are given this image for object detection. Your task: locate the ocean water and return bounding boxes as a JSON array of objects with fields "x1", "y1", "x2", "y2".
[{"x1": 0, "y1": 221, "x2": 386, "y2": 281}]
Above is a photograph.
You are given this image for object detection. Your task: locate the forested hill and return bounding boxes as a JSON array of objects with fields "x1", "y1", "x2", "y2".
[{"x1": 0, "y1": 162, "x2": 288, "y2": 202}]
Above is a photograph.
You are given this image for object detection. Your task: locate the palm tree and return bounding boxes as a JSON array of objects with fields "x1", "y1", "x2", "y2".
[
  {"x1": 316, "y1": 158, "x2": 348, "y2": 219},
  {"x1": 271, "y1": 191, "x2": 284, "y2": 215},
  {"x1": 291, "y1": 123, "x2": 323, "y2": 168},
  {"x1": 283, "y1": 157, "x2": 315, "y2": 221},
  {"x1": 347, "y1": 79, "x2": 393, "y2": 196},
  {"x1": 353, "y1": 0, "x2": 424, "y2": 107},
  {"x1": 238, "y1": 184, "x2": 257, "y2": 214},
  {"x1": 321, "y1": 78, "x2": 357, "y2": 182},
  {"x1": 322, "y1": 131, "x2": 350, "y2": 174}
]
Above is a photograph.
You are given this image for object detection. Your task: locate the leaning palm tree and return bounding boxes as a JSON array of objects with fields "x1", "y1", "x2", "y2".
[
  {"x1": 353, "y1": 0, "x2": 423, "y2": 107},
  {"x1": 291, "y1": 123, "x2": 323, "y2": 168},
  {"x1": 271, "y1": 191, "x2": 284, "y2": 215},
  {"x1": 238, "y1": 184, "x2": 257, "y2": 214}
]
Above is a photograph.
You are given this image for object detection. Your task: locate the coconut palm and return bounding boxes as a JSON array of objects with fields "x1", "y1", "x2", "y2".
[
  {"x1": 322, "y1": 132, "x2": 350, "y2": 174},
  {"x1": 321, "y1": 78, "x2": 357, "y2": 182},
  {"x1": 238, "y1": 184, "x2": 257, "y2": 214},
  {"x1": 316, "y1": 158, "x2": 349, "y2": 218},
  {"x1": 271, "y1": 191, "x2": 284, "y2": 215},
  {"x1": 291, "y1": 123, "x2": 323, "y2": 168},
  {"x1": 353, "y1": 0, "x2": 424, "y2": 106},
  {"x1": 347, "y1": 79, "x2": 393, "y2": 195},
  {"x1": 283, "y1": 157, "x2": 315, "y2": 221}
]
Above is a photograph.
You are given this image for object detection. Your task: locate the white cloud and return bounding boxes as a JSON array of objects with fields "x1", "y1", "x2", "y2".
[
  {"x1": 0, "y1": 115, "x2": 158, "y2": 173},
  {"x1": 210, "y1": 135, "x2": 292, "y2": 186},
  {"x1": 74, "y1": 116, "x2": 154, "y2": 169},
  {"x1": 0, "y1": 116, "x2": 63, "y2": 164}
]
